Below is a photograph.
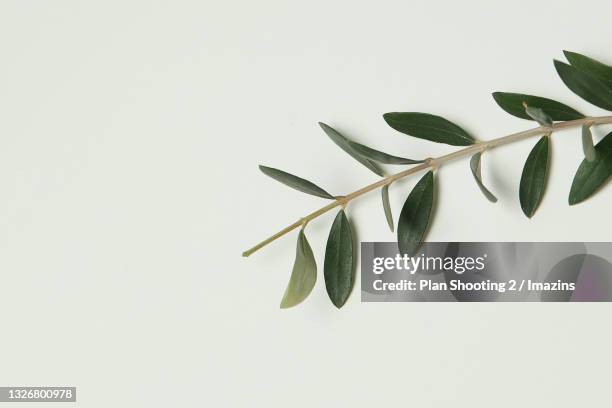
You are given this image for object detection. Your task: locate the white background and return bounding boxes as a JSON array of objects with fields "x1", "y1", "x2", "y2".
[{"x1": 1, "y1": 0, "x2": 611, "y2": 406}]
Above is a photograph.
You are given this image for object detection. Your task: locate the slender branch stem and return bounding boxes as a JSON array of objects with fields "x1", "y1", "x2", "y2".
[{"x1": 242, "y1": 115, "x2": 612, "y2": 257}]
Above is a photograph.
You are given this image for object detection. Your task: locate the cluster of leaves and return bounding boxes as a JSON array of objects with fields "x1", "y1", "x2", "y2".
[{"x1": 258, "y1": 50, "x2": 612, "y2": 309}]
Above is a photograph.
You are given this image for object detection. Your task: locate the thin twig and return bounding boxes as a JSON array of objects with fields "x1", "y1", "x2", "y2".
[{"x1": 242, "y1": 115, "x2": 612, "y2": 257}]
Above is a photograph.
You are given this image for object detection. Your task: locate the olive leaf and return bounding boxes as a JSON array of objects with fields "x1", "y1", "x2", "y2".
[
  {"x1": 564, "y1": 51, "x2": 612, "y2": 85},
  {"x1": 381, "y1": 184, "x2": 394, "y2": 232},
  {"x1": 523, "y1": 103, "x2": 553, "y2": 127},
  {"x1": 398, "y1": 171, "x2": 434, "y2": 256},
  {"x1": 324, "y1": 210, "x2": 354, "y2": 308},
  {"x1": 554, "y1": 60, "x2": 612, "y2": 111},
  {"x1": 259, "y1": 165, "x2": 334, "y2": 199},
  {"x1": 469, "y1": 153, "x2": 498, "y2": 203},
  {"x1": 243, "y1": 49, "x2": 612, "y2": 310},
  {"x1": 492, "y1": 92, "x2": 584, "y2": 121},
  {"x1": 348, "y1": 141, "x2": 424, "y2": 165},
  {"x1": 383, "y1": 112, "x2": 475, "y2": 146},
  {"x1": 318, "y1": 122, "x2": 385, "y2": 176},
  {"x1": 280, "y1": 229, "x2": 317, "y2": 309},
  {"x1": 519, "y1": 136, "x2": 550, "y2": 218},
  {"x1": 569, "y1": 131, "x2": 612, "y2": 205},
  {"x1": 582, "y1": 125, "x2": 596, "y2": 162}
]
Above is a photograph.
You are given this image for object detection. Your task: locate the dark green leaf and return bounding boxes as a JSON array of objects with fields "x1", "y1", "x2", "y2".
[
  {"x1": 318, "y1": 122, "x2": 385, "y2": 176},
  {"x1": 519, "y1": 136, "x2": 550, "y2": 218},
  {"x1": 348, "y1": 141, "x2": 424, "y2": 165},
  {"x1": 564, "y1": 50, "x2": 612, "y2": 85},
  {"x1": 554, "y1": 60, "x2": 612, "y2": 111},
  {"x1": 398, "y1": 171, "x2": 434, "y2": 255},
  {"x1": 469, "y1": 153, "x2": 498, "y2": 203},
  {"x1": 383, "y1": 112, "x2": 475, "y2": 146},
  {"x1": 280, "y1": 229, "x2": 317, "y2": 309},
  {"x1": 381, "y1": 184, "x2": 394, "y2": 232},
  {"x1": 582, "y1": 125, "x2": 596, "y2": 162},
  {"x1": 259, "y1": 165, "x2": 334, "y2": 199},
  {"x1": 324, "y1": 210, "x2": 354, "y2": 308},
  {"x1": 569, "y1": 131, "x2": 612, "y2": 205},
  {"x1": 524, "y1": 104, "x2": 553, "y2": 127},
  {"x1": 492, "y1": 92, "x2": 584, "y2": 121}
]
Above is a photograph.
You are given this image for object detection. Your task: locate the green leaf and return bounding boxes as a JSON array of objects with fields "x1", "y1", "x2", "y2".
[
  {"x1": 318, "y1": 122, "x2": 385, "y2": 176},
  {"x1": 348, "y1": 141, "x2": 424, "y2": 165},
  {"x1": 582, "y1": 125, "x2": 596, "y2": 162},
  {"x1": 569, "y1": 131, "x2": 612, "y2": 205},
  {"x1": 324, "y1": 210, "x2": 354, "y2": 308},
  {"x1": 383, "y1": 112, "x2": 475, "y2": 146},
  {"x1": 280, "y1": 229, "x2": 317, "y2": 309},
  {"x1": 259, "y1": 165, "x2": 334, "y2": 199},
  {"x1": 519, "y1": 136, "x2": 550, "y2": 218},
  {"x1": 564, "y1": 50, "x2": 612, "y2": 85},
  {"x1": 492, "y1": 92, "x2": 584, "y2": 121},
  {"x1": 554, "y1": 60, "x2": 612, "y2": 111},
  {"x1": 381, "y1": 184, "x2": 394, "y2": 232},
  {"x1": 398, "y1": 171, "x2": 434, "y2": 256},
  {"x1": 469, "y1": 153, "x2": 498, "y2": 203},
  {"x1": 524, "y1": 104, "x2": 553, "y2": 127}
]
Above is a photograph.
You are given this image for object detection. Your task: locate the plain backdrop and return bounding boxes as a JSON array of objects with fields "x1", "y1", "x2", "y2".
[{"x1": 1, "y1": 0, "x2": 611, "y2": 406}]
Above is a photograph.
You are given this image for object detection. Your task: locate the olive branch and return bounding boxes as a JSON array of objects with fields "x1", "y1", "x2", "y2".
[{"x1": 243, "y1": 50, "x2": 612, "y2": 309}]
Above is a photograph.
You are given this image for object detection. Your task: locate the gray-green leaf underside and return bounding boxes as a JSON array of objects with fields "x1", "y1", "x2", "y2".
[
  {"x1": 259, "y1": 165, "x2": 334, "y2": 199},
  {"x1": 280, "y1": 230, "x2": 317, "y2": 309},
  {"x1": 381, "y1": 184, "x2": 394, "y2": 232},
  {"x1": 469, "y1": 153, "x2": 498, "y2": 203},
  {"x1": 582, "y1": 125, "x2": 596, "y2": 162},
  {"x1": 524, "y1": 105, "x2": 553, "y2": 127}
]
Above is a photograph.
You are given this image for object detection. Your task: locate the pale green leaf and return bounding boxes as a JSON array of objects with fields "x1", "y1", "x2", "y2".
[
  {"x1": 381, "y1": 184, "x2": 394, "y2": 232},
  {"x1": 469, "y1": 153, "x2": 498, "y2": 203},
  {"x1": 280, "y1": 230, "x2": 317, "y2": 309},
  {"x1": 582, "y1": 125, "x2": 596, "y2": 162}
]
